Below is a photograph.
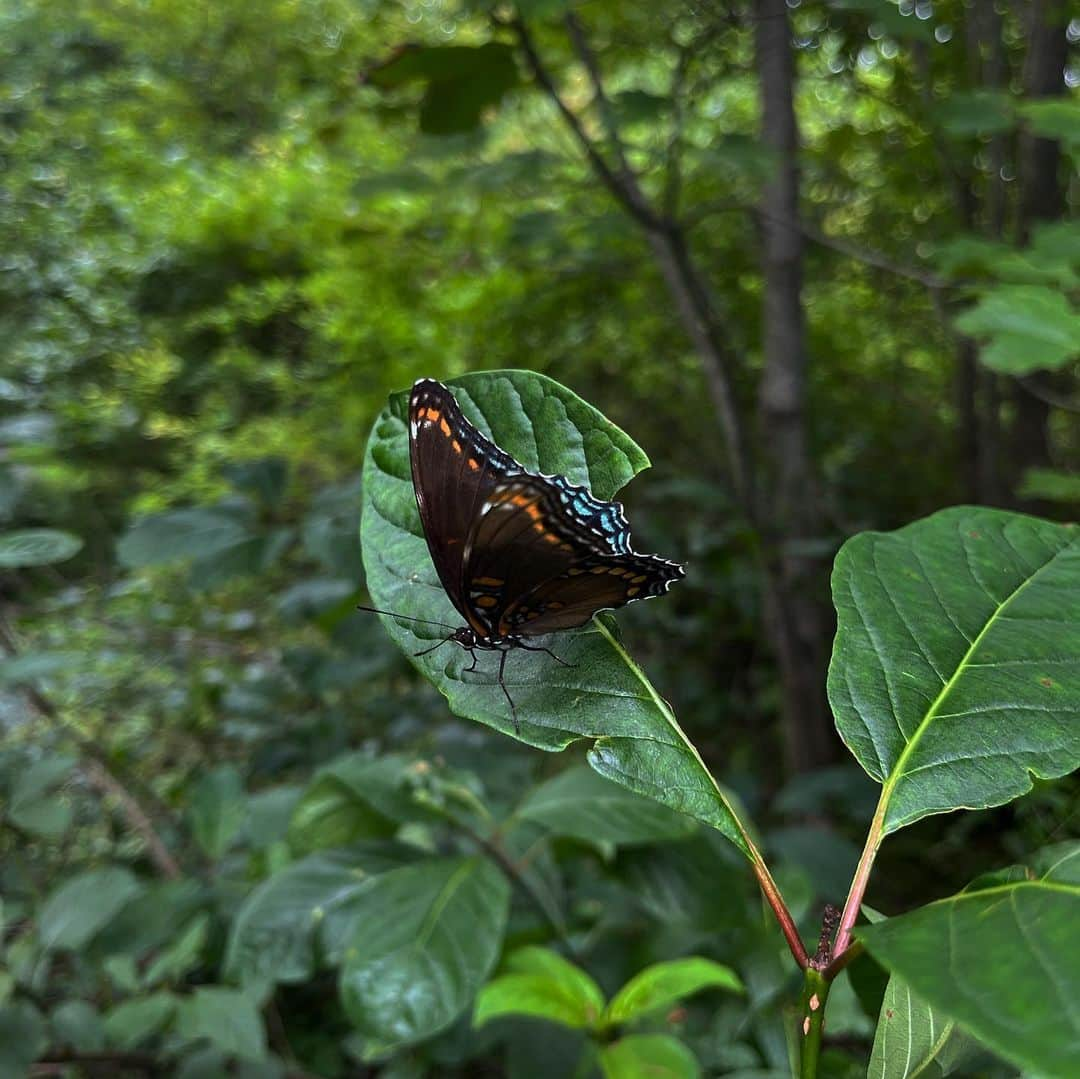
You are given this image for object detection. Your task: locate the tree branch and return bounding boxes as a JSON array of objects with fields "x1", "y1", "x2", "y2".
[
  {"x1": 506, "y1": 15, "x2": 660, "y2": 231},
  {"x1": 0, "y1": 612, "x2": 182, "y2": 880}
]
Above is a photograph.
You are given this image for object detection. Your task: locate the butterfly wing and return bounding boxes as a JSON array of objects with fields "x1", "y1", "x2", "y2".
[
  {"x1": 460, "y1": 473, "x2": 684, "y2": 637},
  {"x1": 408, "y1": 379, "x2": 522, "y2": 629},
  {"x1": 502, "y1": 552, "x2": 684, "y2": 635}
]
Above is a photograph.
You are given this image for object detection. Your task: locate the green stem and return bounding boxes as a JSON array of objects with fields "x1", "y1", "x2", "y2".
[
  {"x1": 832, "y1": 786, "x2": 888, "y2": 957},
  {"x1": 798, "y1": 967, "x2": 831, "y2": 1079}
]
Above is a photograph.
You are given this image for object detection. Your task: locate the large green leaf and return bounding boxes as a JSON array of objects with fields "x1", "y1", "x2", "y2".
[
  {"x1": 225, "y1": 842, "x2": 420, "y2": 986},
  {"x1": 188, "y1": 765, "x2": 247, "y2": 860},
  {"x1": 365, "y1": 43, "x2": 519, "y2": 135},
  {"x1": 954, "y1": 285, "x2": 1080, "y2": 374},
  {"x1": 39, "y1": 867, "x2": 144, "y2": 950},
  {"x1": 599, "y1": 1034, "x2": 701, "y2": 1079},
  {"x1": 117, "y1": 509, "x2": 251, "y2": 568},
  {"x1": 338, "y1": 855, "x2": 510, "y2": 1054},
  {"x1": 361, "y1": 371, "x2": 751, "y2": 856},
  {"x1": 858, "y1": 844, "x2": 1080, "y2": 1078},
  {"x1": 828, "y1": 506, "x2": 1080, "y2": 834},
  {"x1": 868, "y1": 976, "x2": 957, "y2": 1079},
  {"x1": 604, "y1": 958, "x2": 742, "y2": 1027},
  {"x1": 0, "y1": 528, "x2": 82, "y2": 567},
  {"x1": 0, "y1": 1001, "x2": 46, "y2": 1077},
  {"x1": 515, "y1": 765, "x2": 698, "y2": 847},
  {"x1": 474, "y1": 946, "x2": 606, "y2": 1030},
  {"x1": 175, "y1": 987, "x2": 266, "y2": 1063}
]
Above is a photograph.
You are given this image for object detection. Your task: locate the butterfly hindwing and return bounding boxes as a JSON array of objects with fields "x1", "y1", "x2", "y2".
[
  {"x1": 461, "y1": 473, "x2": 683, "y2": 636},
  {"x1": 500, "y1": 552, "x2": 684, "y2": 635}
]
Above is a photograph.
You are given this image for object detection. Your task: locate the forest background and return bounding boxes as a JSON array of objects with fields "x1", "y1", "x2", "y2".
[{"x1": 1, "y1": 0, "x2": 1078, "y2": 1076}]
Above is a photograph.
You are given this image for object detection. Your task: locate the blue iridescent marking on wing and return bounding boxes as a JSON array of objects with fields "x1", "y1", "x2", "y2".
[{"x1": 547, "y1": 474, "x2": 632, "y2": 554}]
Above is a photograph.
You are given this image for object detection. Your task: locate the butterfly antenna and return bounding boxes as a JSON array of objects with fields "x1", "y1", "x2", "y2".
[
  {"x1": 414, "y1": 636, "x2": 453, "y2": 658},
  {"x1": 356, "y1": 604, "x2": 458, "y2": 631},
  {"x1": 498, "y1": 650, "x2": 520, "y2": 736}
]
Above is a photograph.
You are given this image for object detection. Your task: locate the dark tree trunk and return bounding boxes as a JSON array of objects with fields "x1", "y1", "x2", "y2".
[
  {"x1": 754, "y1": 0, "x2": 833, "y2": 773},
  {"x1": 1011, "y1": 0, "x2": 1067, "y2": 495},
  {"x1": 954, "y1": 3, "x2": 1009, "y2": 505}
]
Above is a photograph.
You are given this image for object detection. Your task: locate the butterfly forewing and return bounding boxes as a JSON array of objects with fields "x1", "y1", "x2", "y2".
[{"x1": 409, "y1": 379, "x2": 521, "y2": 628}]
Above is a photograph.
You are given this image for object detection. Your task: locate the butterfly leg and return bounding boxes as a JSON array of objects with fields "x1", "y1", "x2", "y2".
[
  {"x1": 497, "y1": 649, "x2": 520, "y2": 736},
  {"x1": 414, "y1": 636, "x2": 452, "y2": 658},
  {"x1": 463, "y1": 648, "x2": 479, "y2": 674},
  {"x1": 517, "y1": 640, "x2": 574, "y2": 668}
]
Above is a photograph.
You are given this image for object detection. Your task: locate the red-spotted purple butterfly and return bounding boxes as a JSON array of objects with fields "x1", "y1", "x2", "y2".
[{"x1": 362, "y1": 379, "x2": 684, "y2": 731}]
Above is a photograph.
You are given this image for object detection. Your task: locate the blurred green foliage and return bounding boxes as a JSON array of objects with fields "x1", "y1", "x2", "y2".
[{"x1": 1, "y1": 0, "x2": 1077, "y2": 1075}]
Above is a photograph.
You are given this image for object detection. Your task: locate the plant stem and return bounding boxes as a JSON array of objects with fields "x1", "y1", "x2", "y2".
[
  {"x1": 798, "y1": 968, "x2": 831, "y2": 1079},
  {"x1": 832, "y1": 788, "x2": 889, "y2": 957},
  {"x1": 751, "y1": 856, "x2": 809, "y2": 969}
]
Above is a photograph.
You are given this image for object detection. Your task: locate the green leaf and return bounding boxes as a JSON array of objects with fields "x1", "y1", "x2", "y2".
[
  {"x1": 40, "y1": 867, "x2": 143, "y2": 949},
  {"x1": 287, "y1": 753, "x2": 433, "y2": 853},
  {"x1": 599, "y1": 1034, "x2": 701, "y2": 1079},
  {"x1": 143, "y1": 914, "x2": 209, "y2": 986},
  {"x1": 223, "y1": 457, "x2": 289, "y2": 505},
  {"x1": 7, "y1": 754, "x2": 76, "y2": 839},
  {"x1": 828, "y1": 506, "x2": 1080, "y2": 834},
  {"x1": 361, "y1": 370, "x2": 752, "y2": 856},
  {"x1": 225, "y1": 842, "x2": 419, "y2": 986},
  {"x1": 515, "y1": 765, "x2": 698, "y2": 847},
  {"x1": 50, "y1": 1000, "x2": 105, "y2": 1052},
  {"x1": 189, "y1": 528, "x2": 294, "y2": 590},
  {"x1": 0, "y1": 528, "x2": 82, "y2": 567},
  {"x1": 934, "y1": 90, "x2": 1014, "y2": 136},
  {"x1": 338, "y1": 856, "x2": 510, "y2": 1053},
  {"x1": 1018, "y1": 99, "x2": 1080, "y2": 147},
  {"x1": 103, "y1": 992, "x2": 178, "y2": 1049},
  {"x1": 605, "y1": 958, "x2": 742, "y2": 1027},
  {"x1": 858, "y1": 843, "x2": 1080, "y2": 1078},
  {"x1": 1018, "y1": 468, "x2": 1080, "y2": 505},
  {"x1": 189, "y1": 765, "x2": 247, "y2": 859},
  {"x1": 175, "y1": 987, "x2": 266, "y2": 1062},
  {"x1": 366, "y1": 43, "x2": 519, "y2": 135},
  {"x1": 474, "y1": 946, "x2": 606, "y2": 1030},
  {"x1": 954, "y1": 285, "x2": 1080, "y2": 374},
  {"x1": 117, "y1": 509, "x2": 251, "y2": 568},
  {"x1": 868, "y1": 976, "x2": 956, "y2": 1079},
  {"x1": 0, "y1": 1001, "x2": 46, "y2": 1078}
]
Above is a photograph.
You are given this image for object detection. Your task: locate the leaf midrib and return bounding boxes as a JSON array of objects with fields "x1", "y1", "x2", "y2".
[{"x1": 880, "y1": 537, "x2": 1072, "y2": 816}]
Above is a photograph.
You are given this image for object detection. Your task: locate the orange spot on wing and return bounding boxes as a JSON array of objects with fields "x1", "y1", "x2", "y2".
[
  {"x1": 451, "y1": 439, "x2": 462, "y2": 454},
  {"x1": 627, "y1": 586, "x2": 640, "y2": 597},
  {"x1": 631, "y1": 575, "x2": 647, "y2": 584},
  {"x1": 467, "y1": 458, "x2": 480, "y2": 471},
  {"x1": 543, "y1": 533, "x2": 559, "y2": 544},
  {"x1": 591, "y1": 566, "x2": 608, "y2": 574},
  {"x1": 439, "y1": 418, "x2": 451, "y2": 437},
  {"x1": 424, "y1": 408, "x2": 441, "y2": 423},
  {"x1": 475, "y1": 595, "x2": 498, "y2": 608},
  {"x1": 474, "y1": 576, "x2": 505, "y2": 587}
]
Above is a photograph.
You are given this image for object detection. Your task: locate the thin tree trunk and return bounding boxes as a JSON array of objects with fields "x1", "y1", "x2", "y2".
[
  {"x1": 754, "y1": 0, "x2": 832, "y2": 772},
  {"x1": 1011, "y1": 0, "x2": 1066, "y2": 497},
  {"x1": 513, "y1": 10, "x2": 837, "y2": 773}
]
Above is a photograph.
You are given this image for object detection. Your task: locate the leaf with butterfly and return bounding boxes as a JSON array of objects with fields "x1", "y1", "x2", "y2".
[{"x1": 361, "y1": 370, "x2": 754, "y2": 857}]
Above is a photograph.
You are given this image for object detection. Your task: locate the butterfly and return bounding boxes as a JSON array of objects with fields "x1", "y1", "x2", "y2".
[{"x1": 364, "y1": 378, "x2": 684, "y2": 731}]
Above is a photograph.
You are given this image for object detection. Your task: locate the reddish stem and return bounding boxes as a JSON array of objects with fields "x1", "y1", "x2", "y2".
[{"x1": 752, "y1": 856, "x2": 809, "y2": 969}]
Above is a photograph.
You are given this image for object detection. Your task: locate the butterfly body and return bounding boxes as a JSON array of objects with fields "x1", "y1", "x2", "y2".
[{"x1": 406, "y1": 378, "x2": 683, "y2": 728}]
